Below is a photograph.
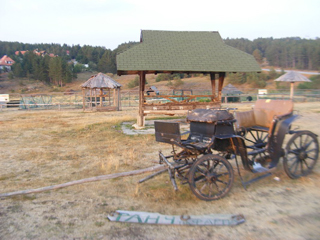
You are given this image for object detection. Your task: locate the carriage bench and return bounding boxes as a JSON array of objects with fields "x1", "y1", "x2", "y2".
[{"x1": 234, "y1": 99, "x2": 294, "y2": 133}]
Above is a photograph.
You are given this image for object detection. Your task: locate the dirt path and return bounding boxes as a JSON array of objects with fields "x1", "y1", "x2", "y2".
[{"x1": 0, "y1": 103, "x2": 319, "y2": 240}]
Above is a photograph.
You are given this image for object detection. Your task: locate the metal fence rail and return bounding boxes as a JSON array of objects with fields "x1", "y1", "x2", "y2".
[{"x1": 1, "y1": 89, "x2": 320, "y2": 111}]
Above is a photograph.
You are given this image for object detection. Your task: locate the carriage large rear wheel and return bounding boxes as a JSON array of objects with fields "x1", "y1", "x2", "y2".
[
  {"x1": 283, "y1": 131, "x2": 319, "y2": 179},
  {"x1": 188, "y1": 154, "x2": 234, "y2": 201}
]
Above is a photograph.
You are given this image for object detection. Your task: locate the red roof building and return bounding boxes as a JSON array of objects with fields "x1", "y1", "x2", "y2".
[
  {"x1": 15, "y1": 51, "x2": 27, "y2": 55},
  {"x1": 0, "y1": 55, "x2": 15, "y2": 71}
]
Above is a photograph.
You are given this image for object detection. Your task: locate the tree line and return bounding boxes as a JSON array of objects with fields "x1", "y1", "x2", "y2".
[
  {"x1": 1, "y1": 37, "x2": 320, "y2": 88},
  {"x1": 0, "y1": 41, "x2": 137, "y2": 75},
  {"x1": 224, "y1": 37, "x2": 320, "y2": 71}
]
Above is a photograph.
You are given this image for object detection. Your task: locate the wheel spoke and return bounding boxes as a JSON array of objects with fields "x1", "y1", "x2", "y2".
[
  {"x1": 256, "y1": 131, "x2": 261, "y2": 141},
  {"x1": 212, "y1": 181, "x2": 220, "y2": 193},
  {"x1": 207, "y1": 160, "x2": 211, "y2": 170},
  {"x1": 196, "y1": 166, "x2": 207, "y2": 176},
  {"x1": 208, "y1": 183, "x2": 214, "y2": 197},
  {"x1": 261, "y1": 133, "x2": 268, "y2": 142},
  {"x1": 304, "y1": 139, "x2": 315, "y2": 150},
  {"x1": 246, "y1": 139, "x2": 257, "y2": 145},
  {"x1": 299, "y1": 135, "x2": 303, "y2": 147},
  {"x1": 215, "y1": 172, "x2": 229, "y2": 178},
  {"x1": 249, "y1": 131, "x2": 258, "y2": 142},
  {"x1": 306, "y1": 148, "x2": 318, "y2": 154},
  {"x1": 302, "y1": 159, "x2": 311, "y2": 170},
  {"x1": 288, "y1": 149, "x2": 299, "y2": 155},
  {"x1": 200, "y1": 182, "x2": 208, "y2": 192},
  {"x1": 215, "y1": 179, "x2": 228, "y2": 185},
  {"x1": 306, "y1": 156, "x2": 317, "y2": 161},
  {"x1": 289, "y1": 158, "x2": 299, "y2": 173},
  {"x1": 303, "y1": 135, "x2": 310, "y2": 147},
  {"x1": 193, "y1": 175, "x2": 206, "y2": 182},
  {"x1": 292, "y1": 140, "x2": 300, "y2": 150}
]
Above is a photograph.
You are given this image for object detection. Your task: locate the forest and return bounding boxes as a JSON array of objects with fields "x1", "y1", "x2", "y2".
[
  {"x1": 0, "y1": 37, "x2": 319, "y2": 88},
  {"x1": 224, "y1": 37, "x2": 320, "y2": 70}
]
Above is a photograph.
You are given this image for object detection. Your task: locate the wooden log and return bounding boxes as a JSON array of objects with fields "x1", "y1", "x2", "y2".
[
  {"x1": 210, "y1": 72, "x2": 216, "y2": 100},
  {"x1": 218, "y1": 72, "x2": 225, "y2": 100},
  {"x1": 0, "y1": 165, "x2": 166, "y2": 198}
]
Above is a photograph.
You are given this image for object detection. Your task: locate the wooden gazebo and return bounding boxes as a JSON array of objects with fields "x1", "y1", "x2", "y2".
[
  {"x1": 81, "y1": 73, "x2": 121, "y2": 111},
  {"x1": 117, "y1": 30, "x2": 261, "y2": 126}
]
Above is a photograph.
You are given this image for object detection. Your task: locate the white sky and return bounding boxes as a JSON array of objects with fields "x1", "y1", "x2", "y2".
[{"x1": 1, "y1": 0, "x2": 319, "y2": 50}]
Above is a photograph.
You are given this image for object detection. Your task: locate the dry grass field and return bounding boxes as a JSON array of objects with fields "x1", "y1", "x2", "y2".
[{"x1": 0, "y1": 102, "x2": 320, "y2": 240}]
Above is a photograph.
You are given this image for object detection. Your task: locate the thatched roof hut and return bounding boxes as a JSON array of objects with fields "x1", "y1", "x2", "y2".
[
  {"x1": 81, "y1": 73, "x2": 122, "y2": 111},
  {"x1": 81, "y1": 73, "x2": 122, "y2": 89}
]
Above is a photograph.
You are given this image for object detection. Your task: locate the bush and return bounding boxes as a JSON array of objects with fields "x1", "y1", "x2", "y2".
[
  {"x1": 8, "y1": 72, "x2": 14, "y2": 79},
  {"x1": 73, "y1": 63, "x2": 85, "y2": 73},
  {"x1": 173, "y1": 78, "x2": 184, "y2": 88},
  {"x1": 228, "y1": 73, "x2": 246, "y2": 84},
  {"x1": 127, "y1": 76, "x2": 139, "y2": 88},
  {"x1": 156, "y1": 74, "x2": 170, "y2": 82},
  {"x1": 246, "y1": 72, "x2": 267, "y2": 88},
  {"x1": 298, "y1": 75, "x2": 320, "y2": 89}
]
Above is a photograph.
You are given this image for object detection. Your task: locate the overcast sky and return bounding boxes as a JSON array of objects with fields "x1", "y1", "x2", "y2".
[{"x1": 1, "y1": 0, "x2": 319, "y2": 50}]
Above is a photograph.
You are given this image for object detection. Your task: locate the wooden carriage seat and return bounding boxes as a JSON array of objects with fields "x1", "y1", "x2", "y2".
[{"x1": 234, "y1": 99, "x2": 293, "y2": 131}]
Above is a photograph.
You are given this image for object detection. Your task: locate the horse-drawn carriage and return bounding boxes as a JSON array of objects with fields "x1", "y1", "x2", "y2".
[{"x1": 139, "y1": 99, "x2": 319, "y2": 201}]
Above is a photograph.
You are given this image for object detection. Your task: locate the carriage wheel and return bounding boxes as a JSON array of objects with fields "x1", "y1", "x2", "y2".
[
  {"x1": 245, "y1": 129, "x2": 268, "y2": 149},
  {"x1": 188, "y1": 154, "x2": 234, "y2": 201},
  {"x1": 283, "y1": 131, "x2": 319, "y2": 179}
]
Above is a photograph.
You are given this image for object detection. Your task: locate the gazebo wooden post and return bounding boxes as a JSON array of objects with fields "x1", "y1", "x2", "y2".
[
  {"x1": 108, "y1": 89, "x2": 111, "y2": 106},
  {"x1": 138, "y1": 71, "x2": 146, "y2": 127},
  {"x1": 94, "y1": 88, "x2": 97, "y2": 109},
  {"x1": 117, "y1": 88, "x2": 121, "y2": 111},
  {"x1": 100, "y1": 89, "x2": 103, "y2": 107},
  {"x1": 210, "y1": 72, "x2": 216, "y2": 101},
  {"x1": 89, "y1": 89, "x2": 92, "y2": 110},
  {"x1": 82, "y1": 88, "x2": 85, "y2": 111},
  {"x1": 218, "y1": 72, "x2": 225, "y2": 101}
]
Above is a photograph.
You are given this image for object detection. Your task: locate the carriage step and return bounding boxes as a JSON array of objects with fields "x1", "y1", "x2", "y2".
[
  {"x1": 252, "y1": 162, "x2": 276, "y2": 173},
  {"x1": 242, "y1": 172, "x2": 272, "y2": 189},
  {"x1": 253, "y1": 162, "x2": 268, "y2": 173}
]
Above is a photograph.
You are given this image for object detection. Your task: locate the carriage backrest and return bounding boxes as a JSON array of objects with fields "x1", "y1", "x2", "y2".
[
  {"x1": 189, "y1": 122, "x2": 216, "y2": 140},
  {"x1": 154, "y1": 121, "x2": 181, "y2": 144},
  {"x1": 253, "y1": 99, "x2": 293, "y2": 128},
  {"x1": 235, "y1": 99, "x2": 293, "y2": 129}
]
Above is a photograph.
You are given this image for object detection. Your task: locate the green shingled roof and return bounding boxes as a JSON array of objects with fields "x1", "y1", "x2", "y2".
[{"x1": 116, "y1": 30, "x2": 261, "y2": 75}]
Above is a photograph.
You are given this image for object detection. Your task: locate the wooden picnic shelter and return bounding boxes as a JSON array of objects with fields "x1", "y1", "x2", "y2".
[
  {"x1": 81, "y1": 72, "x2": 121, "y2": 111},
  {"x1": 116, "y1": 30, "x2": 261, "y2": 127}
]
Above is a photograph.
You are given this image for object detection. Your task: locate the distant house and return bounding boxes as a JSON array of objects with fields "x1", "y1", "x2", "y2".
[
  {"x1": 0, "y1": 55, "x2": 15, "y2": 71},
  {"x1": 15, "y1": 51, "x2": 27, "y2": 56},
  {"x1": 15, "y1": 50, "x2": 56, "y2": 57}
]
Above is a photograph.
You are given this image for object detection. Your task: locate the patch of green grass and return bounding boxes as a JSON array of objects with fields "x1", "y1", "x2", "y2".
[{"x1": 94, "y1": 221, "x2": 105, "y2": 227}]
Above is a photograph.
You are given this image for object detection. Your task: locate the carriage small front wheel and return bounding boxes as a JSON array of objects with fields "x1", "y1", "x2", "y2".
[
  {"x1": 283, "y1": 131, "x2": 319, "y2": 179},
  {"x1": 188, "y1": 154, "x2": 234, "y2": 201}
]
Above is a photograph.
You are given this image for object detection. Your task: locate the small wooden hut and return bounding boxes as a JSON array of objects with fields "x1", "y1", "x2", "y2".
[
  {"x1": 81, "y1": 73, "x2": 121, "y2": 111},
  {"x1": 222, "y1": 84, "x2": 243, "y2": 103}
]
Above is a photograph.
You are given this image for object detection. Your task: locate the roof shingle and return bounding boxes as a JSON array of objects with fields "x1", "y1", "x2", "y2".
[{"x1": 117, "y1": 30, "x2": 261, "y2": 74}]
